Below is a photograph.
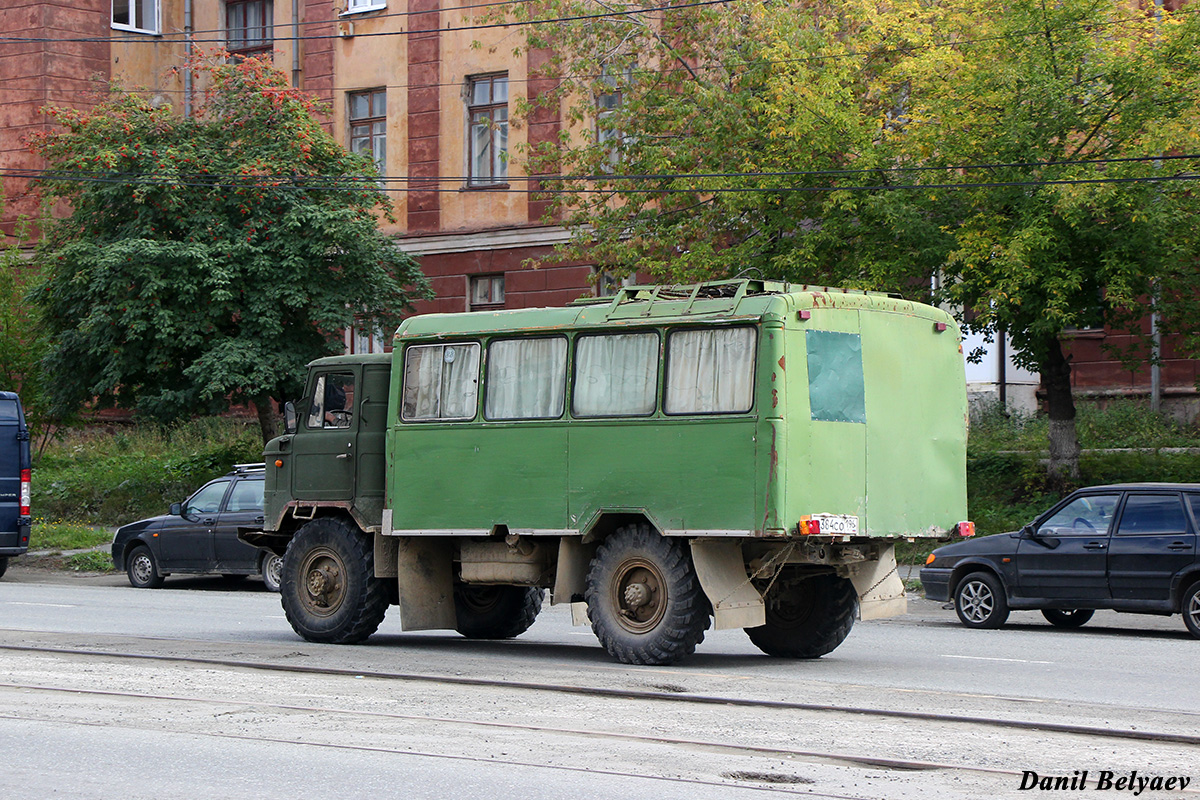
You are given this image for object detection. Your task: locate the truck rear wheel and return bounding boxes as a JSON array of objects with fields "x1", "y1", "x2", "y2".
[
  {"x1": 454, "y1": 585, "x2": 544, "y2": 639},
  {"x1": 585, "y1": 524, "x2": 711, "y2": 665},
  {"x1": 746, "y1": 571, "x2": 857, "y2": 658},
  {"x1": 0, "y1": 556, "x2": 7, "y2": 579},
  {"x1": 280, "y1": 517, "x2": 388, "y2": 644}
]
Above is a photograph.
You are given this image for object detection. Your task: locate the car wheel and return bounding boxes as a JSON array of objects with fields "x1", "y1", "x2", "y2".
[
  {"x1": 261, "y1": 553, "x2": 283, "y2": 593},
  {"x1": 1183, "y1": 581, "x2": 1200, "y2": 640},
  {"x1": 954, "y1": 571, "x2": 1009, "y2": 629},
  {"x1": 0, "y1": 556, "x2": 8, "y2": 579},
  {"x1": 1042, "y1": 608, "x2": 1094, "y2": 628},
  {"x1": 585, "y1": 524, "x2": 711, "y2": 665},
  {"x1": 126, "y1": 545, "x2": 165, "y2": 589}
]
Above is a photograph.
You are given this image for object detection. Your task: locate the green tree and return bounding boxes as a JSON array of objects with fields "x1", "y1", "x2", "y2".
[
  {"x1": 499, "y1": 0, "x2": 1200, "y2": 480},
  {"x1": 858, "y1": 0, "x2": 1200, "y2": 480},
  {"x1": 29, "y1": 55, "x2": 429, "y2": 443}
]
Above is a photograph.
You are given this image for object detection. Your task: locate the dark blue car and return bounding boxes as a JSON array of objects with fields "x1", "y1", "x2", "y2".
[
  {"x1": 0, "y1": 391, "x2": 31, "y2": 579},
  {"x1": 920, "y1": 484, "x2": 1200, "y2": 638}
]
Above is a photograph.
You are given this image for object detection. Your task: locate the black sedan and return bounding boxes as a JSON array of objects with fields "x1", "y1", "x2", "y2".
[
  {"x1": 111, "y1": 464, "x2": 282, "y2": 592},
  {"x1": 921, "y1": 483, "x2": 1200, "y2": 638}
]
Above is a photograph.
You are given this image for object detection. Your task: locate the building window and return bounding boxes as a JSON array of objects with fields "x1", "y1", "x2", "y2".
[
  {"x1": 112, "y1": 0, "x2": 160, "y2": 34},
  {"x1": 469, "y1": 274, "x2": 505, "y2": 310},
  {"x1": 468, "y1": 74, "x2": 509, "y2": 186},
  {"x1": 595, "y1": 269, "x2": 636, "y2": 297},
  {"x1": 349, "y1": 89, "x2": 387, "y2": 175},
  {"x1": 227, "y1": 0, "x2": 273, "y2": 59},
  {"x1": 346, "y1": 325, "x2": 386, "y2": 355},
  {"x1": 344, "y1": 0, "x2": 387, "y2": 12},
  {"x1": 597, "y1": 67, "x2": 623, "y2": 155}
]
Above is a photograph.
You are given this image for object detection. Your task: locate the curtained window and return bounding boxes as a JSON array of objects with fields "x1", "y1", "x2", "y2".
[
  {"x1": 485, "y1": 337, "x2": 567, "y2": 420},
  {"x1": 664, "y1": 327, "x2": 756, "y2": 415},
  {"x1": 572, "y1": 332, "x2": 658, "y2": 417},
  {"x1": 402, "y1": 343, "x2": 480, "y2": 421}
]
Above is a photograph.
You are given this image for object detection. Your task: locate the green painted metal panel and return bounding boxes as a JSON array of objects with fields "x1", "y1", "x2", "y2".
[
  {"x1": 392, "y1": 423, "x2": 568, "y2": 530},
  {"x1": 860, "y1": 311, "x2": 968, "y2": 536},
  {"x1": 568, "y1": 418, "x2": 758, "y2": 532}
]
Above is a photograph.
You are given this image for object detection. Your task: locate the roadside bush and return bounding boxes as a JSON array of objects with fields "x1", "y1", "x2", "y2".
[{"x1": 31, "y1": 417, "x2": 262, "y2": 526}]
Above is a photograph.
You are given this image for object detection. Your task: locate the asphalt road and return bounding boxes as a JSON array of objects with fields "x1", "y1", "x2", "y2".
[{"x1": 1, "y1": 565, "x2": 1198, "y2": 799}]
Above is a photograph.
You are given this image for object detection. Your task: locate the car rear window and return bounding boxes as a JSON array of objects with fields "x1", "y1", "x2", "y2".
[
  {"x1": 1116, "y1": 494, "x2": 1189, "y2": 535},
  {"x1": 0, "y1": 400, "x2": 18, "y2": 421}
]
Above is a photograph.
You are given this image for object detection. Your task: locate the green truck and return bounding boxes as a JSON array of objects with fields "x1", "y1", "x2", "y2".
[{"x1": 255, "y1": 280, "x2": 971, "y2": 665}]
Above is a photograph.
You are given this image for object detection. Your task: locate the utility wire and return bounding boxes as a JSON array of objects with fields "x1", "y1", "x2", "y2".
[
  {"x1": 4, "y1": 167, "x2": 1196, "y2": 195},
  {"x1": 0, "y1": 0, "x2": 736, "y2": 45},
  {"x1": 6, "y1": 152, "x2": 1197, "y2": 186},
  {"x1": 4, "y1": 0, "x2": 1192, "y2": 50},
  {"x1": 3, "y1": 5, "x2": 1193, "y2": 97}
]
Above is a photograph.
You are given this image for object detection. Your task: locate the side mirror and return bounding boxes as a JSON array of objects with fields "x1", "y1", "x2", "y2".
[
  {"x1": 169, "y1": 502, "x2": 182, "y2": 516},
  {"x1": 284, "y1": 401, "x2": 298, "y2": 435}
]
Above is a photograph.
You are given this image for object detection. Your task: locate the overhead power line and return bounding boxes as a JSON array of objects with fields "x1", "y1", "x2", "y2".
[
  {"x1": 3, "y1": 160, "x2": 1196, "y2": 196},
  {"x1": 0, "y1": 0, "x2": 737, "y2": 45}
]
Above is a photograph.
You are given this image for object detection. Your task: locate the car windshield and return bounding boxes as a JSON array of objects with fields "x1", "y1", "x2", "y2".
[{"x1": 1038, "y1": 494, "x2": 1120, "y2": 535}]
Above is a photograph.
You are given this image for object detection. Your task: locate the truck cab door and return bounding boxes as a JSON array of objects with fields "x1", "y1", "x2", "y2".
[{"x1": 291, "y1": 370, "x2": 358, "y2": 502}]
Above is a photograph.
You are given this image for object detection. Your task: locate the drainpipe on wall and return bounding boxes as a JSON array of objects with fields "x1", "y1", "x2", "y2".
[
  {"x1": 183, "y1": 0, "x2": 193, "y2": 117},
  {"x1": 292, "y1": 0, "x2": 301, "y2": 88}
]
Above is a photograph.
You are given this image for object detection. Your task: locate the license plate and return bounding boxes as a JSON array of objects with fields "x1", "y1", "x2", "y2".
[{"x1": 812, "y1": 514, "x2": 859, "y2": 535}]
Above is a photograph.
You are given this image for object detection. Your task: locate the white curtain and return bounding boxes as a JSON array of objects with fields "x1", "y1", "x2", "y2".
[
  {"x1": 665, "y1": 327, "x2": 756, "y2": 414},
  {"x1": 402, "y1": 344, "x2": 480, "y2": 420},
  {"x1": 573, "y1": 333, "x2": 658, "y2": 416},
  {"x1": 485, "y1": 337, "x2": 567, "y2": 419}
]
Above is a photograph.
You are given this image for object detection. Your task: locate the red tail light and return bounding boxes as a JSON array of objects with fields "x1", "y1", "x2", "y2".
[
  {"x1": 956, "y1": 521, "x2": 975, "y2": 538},
  {"x1": 20, "y1": 468, "x2": 30, "y2": 516}
]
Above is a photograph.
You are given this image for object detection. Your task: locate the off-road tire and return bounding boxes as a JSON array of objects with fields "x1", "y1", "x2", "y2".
[
  {"x1": 585, "y1": 524, "x2": 711, "y2": 666},
  {"x1": 954, "y1": 571, "x2": 1009, "y2": 629},
  {"x1": 261, "y1": 552, "x2": 283, "y2": 593},
  {"x1": 745, "y1": 571, "x2": 858, "y2": 658},
  {"x1": 0, "y1": 556, "x2": 8, "y2": 579},
  {"x1": 454, "y1": 585, "x2": 544, "y2": 639},
  {"x1": 1182, "y1": 581, "x2": 1200, "y2": 640},
  {"x1": 1042, "y1": 608, "x2": 1094, "y2": 628},
  {"x1": 280, "y1": 517, "x2": 388, "y2": 644},
  {"x1": 126, "y1": 545, "x2": 165, "y2": 589}
]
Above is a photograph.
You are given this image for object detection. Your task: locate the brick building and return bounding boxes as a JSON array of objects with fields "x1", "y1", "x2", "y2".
[{"x1": 1, "y1": 0, "x2": 1194, "y2": 416}]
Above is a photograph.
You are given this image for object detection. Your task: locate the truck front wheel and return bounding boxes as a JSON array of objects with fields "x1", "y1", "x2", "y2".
[
  {"x1": 280, "y1": 517, "x2": 388, "y2": 644},
  {"x1": 746, "y1": 571, "x2": 857, "y2": 658},
  {"x1": 585, "y1": 524, "x2": 711, "y2": 666}
]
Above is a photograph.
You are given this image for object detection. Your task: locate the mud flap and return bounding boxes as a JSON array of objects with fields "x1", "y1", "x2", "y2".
[
  {"x1": 553, "y1": 536, "x2": 596, "y2": 610},
  {"x1": 690, "y1": 539, "x2": 766, "y2": 630},
  {"x1": 847, "y1": 544, "x2": 907, "y2": 621},
  {"x1": 395, "y1": 537, "x2": 457, "y2": 631}
]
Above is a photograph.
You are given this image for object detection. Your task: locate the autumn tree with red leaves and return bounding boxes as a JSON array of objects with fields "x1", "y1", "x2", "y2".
[{"x1": 29, "y1": 55, "x2": 428, "y2": 442}]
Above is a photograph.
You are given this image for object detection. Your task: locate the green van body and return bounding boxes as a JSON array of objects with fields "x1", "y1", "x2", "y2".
[{"x1": 378, "y1": 284, "x2": 967, "y2": 542}]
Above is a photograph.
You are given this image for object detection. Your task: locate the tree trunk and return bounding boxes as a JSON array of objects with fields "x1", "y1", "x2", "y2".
[
  {"x1": 1041, "y1": 338, "x2": 1080, "y2": 482},
  {"x1": 255, "y1": 393, "x2": 277, "y2": 445}
]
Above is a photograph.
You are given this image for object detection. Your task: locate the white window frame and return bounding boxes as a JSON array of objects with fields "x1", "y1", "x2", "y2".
[
  {"x1": 342, "y1": 0, "x2": 388, "y2": 14},
  {"x1": 112, "y1": 0, "x2": 161, "y2": 34},
  {"x1": 467, "y1": 74, "x2": 509, "y2": 187},
  {"x1": 349, "y1": 88, "x2": 388, "y2": 176}
]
